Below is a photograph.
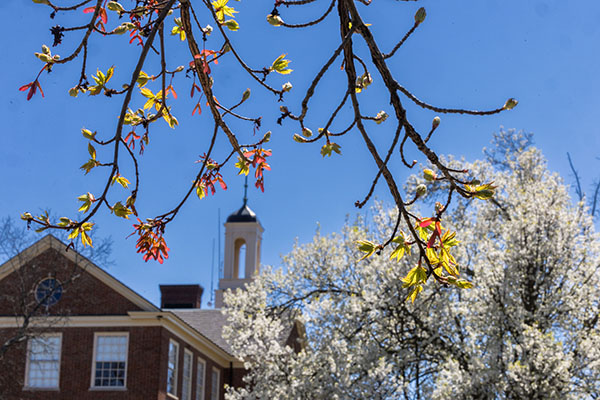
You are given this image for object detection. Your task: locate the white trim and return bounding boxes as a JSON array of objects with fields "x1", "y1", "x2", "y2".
[
  {"x1": 196, "y1": 357, "x2": 206, "y2": 400},
  {"x1": 182, "y1": 349, "x2": 193, "y2": 400},
  {"x1": 0, "y1": 313, "x2": 244, "y2": 368},
  {"x1": 90, "y1": 332, "x2": 129, "y2": 390},
  {"x1": 167, "y1": 339, "x2": 180, "y2": 398},
  {"x1": 24, "y1": 333, "x2": 63, "y2": 390},
  {"x1": 0, "y1": 313, "x2": 241, "y2": 368},
  {"x1": 0, "y1": 235, "x2": 158, "y2": 312},
  {"x1": 210, "y1": 367, "x2": 220, "y2": 400},
  {"x1": 131, "y1": 312, "x2": 236, "y2": 366}
]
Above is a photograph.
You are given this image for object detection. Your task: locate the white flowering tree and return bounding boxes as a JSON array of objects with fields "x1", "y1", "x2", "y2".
[{"x1": 223, "y1": 131, "x2": 600, "y2": 399}]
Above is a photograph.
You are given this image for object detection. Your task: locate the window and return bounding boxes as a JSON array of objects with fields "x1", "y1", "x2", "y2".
[
  {"x1": 91, "y1": 333, "x2": 128, "y2": 388},
  {"x1": 34, "y1": 278, "x2": 62, "y2": 306},
  {"x1": 182, "y1": 349, "x2": 193, "y2": 400},
  {"x1": 196, "y1": 358, "x2": 206, "y2": 400},
  {"x1": 210, "y1": 368, "x2": 220, "y2": 400},
  {"x1": 25, "y1": 334, "x2": 62, "y2": 389},
  {"x1": 167, "y1": 340, "x2": 179, "y2": 397}
]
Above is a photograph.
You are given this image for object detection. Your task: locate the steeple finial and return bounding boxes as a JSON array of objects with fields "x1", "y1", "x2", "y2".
[{"x1": 243, "y1": 175, "x2": 248, "y2": 206}]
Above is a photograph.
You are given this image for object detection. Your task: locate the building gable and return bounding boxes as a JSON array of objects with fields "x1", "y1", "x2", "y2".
[{"x1": 0, "y1": 235, "x2": 157, "y2": 316}]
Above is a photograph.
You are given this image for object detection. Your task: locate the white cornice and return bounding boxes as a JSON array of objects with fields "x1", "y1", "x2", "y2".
[{"x1": 0, "y1": 313, "x2": 244, "y2": 368}]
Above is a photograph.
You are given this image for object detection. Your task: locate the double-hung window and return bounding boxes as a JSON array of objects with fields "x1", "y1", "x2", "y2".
[
  {"x1": 196, "y1": 358, "x2": 206, "y2": 400},
  {"x1": 210, "y1": 368, "x2": 220, "y2": 400},
  {"x1": 25, "y1": 334, "x2": 62, "y2": 389},
  {"x1": 91, "y1": 333, "x2": 129, "y2": 388},
  {"x1": 182, "y1": 349, "x2": 193, "y2": 400},
  {"x1": 167, "y1": 340, "x2": 179, "y2": 397}
]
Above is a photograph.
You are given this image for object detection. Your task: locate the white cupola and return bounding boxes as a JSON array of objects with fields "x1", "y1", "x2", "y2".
[{"x1": 214, "y1": 199, "x2": 263, "y2": 308}]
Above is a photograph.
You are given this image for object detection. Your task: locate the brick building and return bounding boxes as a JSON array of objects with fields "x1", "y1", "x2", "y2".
[{"x1": 0, "y1": 203, "x2": 302, "y2": 400}]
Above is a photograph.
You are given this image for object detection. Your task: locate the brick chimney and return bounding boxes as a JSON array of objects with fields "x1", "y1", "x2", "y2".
[{"x1": 159, "y1": 285, "x2": 203, "y2": 309}]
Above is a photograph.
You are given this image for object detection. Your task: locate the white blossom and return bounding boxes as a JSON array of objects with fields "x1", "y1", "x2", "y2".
[{"x1": 224, "y1": 131, "x2": 600, "y2": 399}]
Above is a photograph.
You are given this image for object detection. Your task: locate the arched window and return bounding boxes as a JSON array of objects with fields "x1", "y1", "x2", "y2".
[{"x1": 233, "y1": 238, "x2": 246, "y2": 279}]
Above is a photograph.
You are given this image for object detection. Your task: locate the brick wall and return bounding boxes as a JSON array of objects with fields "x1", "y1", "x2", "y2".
[
  {"x1": 0, "y1": 326, "x2": 163, "y2": 400},
  {"x1": 0, "y1": 248, "x2": 143, "y2": 318},
  {"x1": 160, "y1": 329, "x2": 228, "y2": 400}
]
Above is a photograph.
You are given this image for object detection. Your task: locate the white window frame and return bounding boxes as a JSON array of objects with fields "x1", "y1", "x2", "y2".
[
  {"x1": 195, "y1": 357, "x2": 206, "y2": 400},
  {"x1": 210, "y1": 367, "x2": 220, "y2": 400},
  {"x1": 182, "y1": 349, "x2": 193, "y2": 400},
  {"x1": 24, "y1": 333, "x2": 62, "y2": 390},
  {"x1": 90, "y1": 332, "x2": 129, "y2": 390},
  {"x1": 167, "y1": 339, "x2": 180, "y2": 398}
]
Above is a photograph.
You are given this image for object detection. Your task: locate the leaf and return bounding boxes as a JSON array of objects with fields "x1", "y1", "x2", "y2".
[
  {"x1": 270, "y1": 54, "x2": 293, "y2": 75},
  {"x1": 107, "y1": 1, "x2": 124, "y2": 13},
  {"x1": 407, "y1": 285, "x2": 423, "y2": 303},
  {"x1": 140, "y1": 87, "x2": 155, "y2": 99},
  {"x1": 425, "y1": 248, "x2": 439, "y2": 265},
  {"x1": 81, "y1": 128, "x2": 96, "y2": 140},
  {"x1": 447, "y1": 276, "x2": 473, "y2": 289},
  {"x1": 80, "y1": 230, "x2": 93, "y2": 247},
  {"x1": 223, "y1": 19, "x2": 239, "y2": 31},
  {"x1": 137, "y1": 71, "x2": 150, "y2": 88},
  {"x1": 162, "y1": 109, "x2": 178, "y2": 129},
  {"x1": 390, "y1": 235, "x2": 410, "y2": 261},
  {"x1": 111, "y1": 174, "x2": 130, "y2": 188},
  {"x1": 57, "y1": 217, "x2": 71, "y2": 227},
  {"x1": 87, "y1": 143, "x2": 96, "y2": 159},
  {"x1": 196, "y1": 182, "x2": 206, "y2": 199},
  {"x1": 321, "y1": 143, "x2": 341, "y2": 157},
  {"x1": 68, "y1": 227, "x2": 79, "y2": 240},
  {"x1": 80, "y1": 159, "x2": 99, "y2": 174},
  {"x1": 441, "y1": 230, "x2": 459, "y2": 247},
  {"x1": 69, "y1": 224, "x2": 92, "y2": 245},
  {"x1": 112, "y1": 201, "x2": 133, "y2": 219},
  {"x1": 235, "y1": 157, "x2": 249, "y2": 176},
  {"x1": 105, "y1": 66, "x2": 114, "y2": 83},
  {"x1": 401, "y1": 265, "x2": 428, "y2": 288},
  {"x1": 419, "y1": 218, "x2": 434, "y2": 228},
  {"x1": 212, "y1": 0, "x2": 238, "y2": 22},
  {"x1": 389, "y1": 244, "x2": 406, "y2": 261},
  {"x1": 356, "y1": 240, "x2": 377, "y2": 261},
  {"x1": 77, "y1": 192, "x2": 95, "y2": 213}
]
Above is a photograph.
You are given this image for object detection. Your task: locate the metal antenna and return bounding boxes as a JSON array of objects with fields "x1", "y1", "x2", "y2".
[
  {"x1": 243, "y1": 175, "x2": 248, "y2": 206},
  {"x1": 209, "y1": 238, "x2": 215, "y2": 306},
  {"x1": 218, "y1": 209, "x2": 222, "y2": 279}
]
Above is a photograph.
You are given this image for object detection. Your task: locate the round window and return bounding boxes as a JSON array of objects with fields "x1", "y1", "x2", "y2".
[{"x1": 35, "y1": 278, "x2": 63, "y2": 306}]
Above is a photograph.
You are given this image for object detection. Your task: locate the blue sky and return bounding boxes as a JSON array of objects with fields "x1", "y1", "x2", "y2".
[{"x1": 1, "y1": 0, "x2": 599, "y2": 306}]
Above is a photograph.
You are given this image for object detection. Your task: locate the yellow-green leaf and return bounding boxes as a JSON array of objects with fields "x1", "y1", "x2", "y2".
[
  {"x1": 223, "y1": 19, "x2": 239, "y2": 31},
  {"x1": 270, "y1": 54, "x2": 293, "y2": 75},
  {"x1": 81, "y1": 128, "x2": 96, "y2": 140},
  {"x1": 402, "y1": 265, "x2": 428, "y2": 288},
  {"x1": 140, "y1": 87, "x2": 155, "y2": 99},
  {"x1": 111, "y1": 174, "x2": 130, "y2": 188},
  {"x1": 356, "y1": 240, "x2": 377, "y2": 261},
  {"x1": 137, "y1": 71, "x2": 150, "y2": 88},
  {"x1": 88, "y1": 143, "x2": 96, "y2": 160},
  {"x1": 235, "y1": 157, "x2": 249, "y2": 176},
  {"x1": 112, "y1": 201, "x2": 133, "y2": 219},
  {"x1": 407, "y1": 284, "x2": 423, "y2": 303}
]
